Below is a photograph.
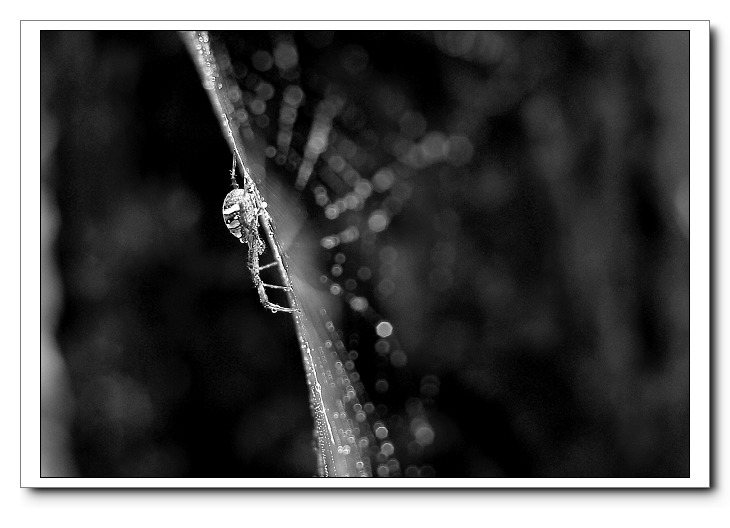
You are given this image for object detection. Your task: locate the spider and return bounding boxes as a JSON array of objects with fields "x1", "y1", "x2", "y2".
[{"x1": 222, "y1": 154, "x2": 297, "y2": 313}]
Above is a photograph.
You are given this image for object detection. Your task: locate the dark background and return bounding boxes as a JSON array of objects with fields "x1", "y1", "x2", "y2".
[{"x1": 40, "y1": 30, "x2": 689, "y2": 478}]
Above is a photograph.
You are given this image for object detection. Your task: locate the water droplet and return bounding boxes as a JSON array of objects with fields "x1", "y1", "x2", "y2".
[
  {"x1": 341, "y1": 44, "x2": 370, "y2": 76},
  {"x1": 372, "y1": 168, "x2": 395, "y2": 192},
  {"x1": 283, "y1": 85, "x2": 305, "y2": 106},
  {"x1": 412, "y1": 419, "x2": 435, "y2": 446},
  {"x1": 251, "y1": 50, "x2": 273, "y2": 71},
  {"x1": 349, "y1": 296, "x2": 368, "y2": 312},
  {"x1": 375, "y1": 340, "x2": 390, "y2": 355},
  {"x1": 321, "y1": 236, "x2": 340, "y2": 249},
  {"x1": 390, "y1": 350, "x2": 407, "y2": 367},
  {"x1": 381, "y1": 442, "x2": 395, "y2": 457},
  {"x1": 255, "y1": 82, "x2": 275, "y2": 101},
  {"x1": 375, "y1": 321, "x2": 394, "y2": 338},
  {"x1": 325, "y1": 205, "x2": 339, "y2": 220},
  {"x1": 446, "y1": 135, "x2": 474, "y2": 166},
  {"x1": 368, "y1": 210, "x2": 389, "y2": 232},
  {"x1": 377, "y1": 279, "x2": 396, "y2": 298}
]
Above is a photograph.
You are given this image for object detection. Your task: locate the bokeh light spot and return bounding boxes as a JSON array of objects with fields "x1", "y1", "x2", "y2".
[
  {"x1": 349, "y1": 296, "x2": 369, "y2": 312},
  {"x1": 357, "y1": 267, "x2": 372, "y2": 281},
  {"x1": 372, "y1": 168, "x2": 395, "y2": 192},
  {"x1": 368, "y1": 210, "x2": 389, "y2": 232},
  {"x1": 251, "y1": 50, "x2": 273, "y2": 71},
  {"x1": 375, "y1": 321, "x2": 394, "y2": 338},
  {"x1": 274, "y1": 42, "x2": 299, "y2": 70},
  {"x1": 341, "y1": 44, "x2": 370, "y2": 76},
  {"x1": 390, "y1": 350, "x2": 408, "y2": 368}
]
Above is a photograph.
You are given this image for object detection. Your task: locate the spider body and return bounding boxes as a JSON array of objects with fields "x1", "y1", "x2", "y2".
[
  {"x1": 223, "y1": 160, "x2": 297, "y2": 314},
  {"x1": 223, "y1": 187, "x2": 257, "y2": 242}
]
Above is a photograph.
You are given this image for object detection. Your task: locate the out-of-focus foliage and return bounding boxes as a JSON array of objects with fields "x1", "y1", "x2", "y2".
[{"x1": 41, "y1": 30, "x2": 688, "y2": 478}]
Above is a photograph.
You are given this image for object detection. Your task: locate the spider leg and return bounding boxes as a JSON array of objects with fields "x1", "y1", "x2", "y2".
[
  {"x1": 257, "y1": 261, "x2": 278, "y2": 271},
  {"x1": 246, "y1": 227, "x2": 296, "y2": 313},
  {"x1": 261, "y1": 283, "x2": 290, "y2": 290},
  {"x1": 256, "y1": 261, "x2": 291, "y2": 290}
]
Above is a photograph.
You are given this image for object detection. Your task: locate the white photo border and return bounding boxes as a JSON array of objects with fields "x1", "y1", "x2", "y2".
[{"x1": 21, "y1": 19, "x2": 709, "y2": 488}]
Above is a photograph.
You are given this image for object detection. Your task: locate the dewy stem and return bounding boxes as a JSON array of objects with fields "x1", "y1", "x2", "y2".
[{"x1": 181, "y1": 30, "x2": 373, "y2": 477}]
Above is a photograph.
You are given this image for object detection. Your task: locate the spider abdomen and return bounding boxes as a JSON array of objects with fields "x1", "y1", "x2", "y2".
[{"x1": 223, "y1": 188, "x2": 257, "y2": 241}]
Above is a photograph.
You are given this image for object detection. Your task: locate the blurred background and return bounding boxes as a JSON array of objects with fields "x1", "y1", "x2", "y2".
[{"x1": 40, "y1": 29, "x2": 689, "y2": 478}]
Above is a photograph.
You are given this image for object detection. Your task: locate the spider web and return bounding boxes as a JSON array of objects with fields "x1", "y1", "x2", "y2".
[
  {"x1": 181, "y1": 27, "x2": 473, "y2": 477},
  {"x1": 181, "y1": 28, "x2": 488, "y2": 477}
]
